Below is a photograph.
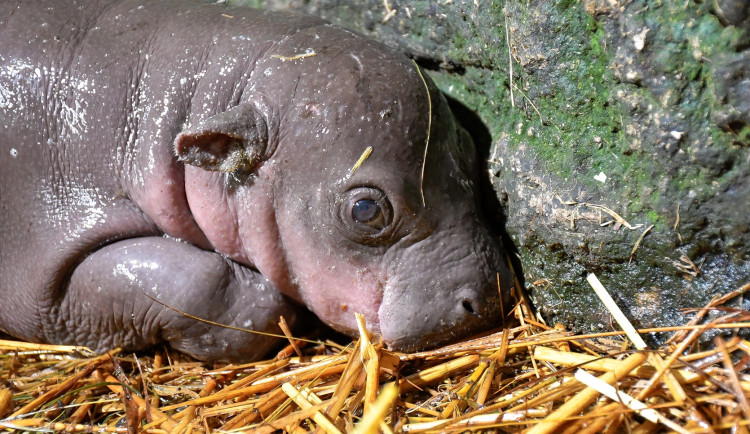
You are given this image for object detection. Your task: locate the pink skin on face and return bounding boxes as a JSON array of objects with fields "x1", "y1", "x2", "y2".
[
  {"x1": 273, "y1": 205, "x2": 386, "y2": 336},
  {"x1": 185, "y1": 156, "x2": 386, "y2": 335},
  {"x1": 184, "y1": 163, "x2": 298, "y2": 297}
]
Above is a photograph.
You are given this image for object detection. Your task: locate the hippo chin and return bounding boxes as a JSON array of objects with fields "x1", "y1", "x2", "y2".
[{"x1": 0, "y1": 0, "x2": 514, "y2": 361}]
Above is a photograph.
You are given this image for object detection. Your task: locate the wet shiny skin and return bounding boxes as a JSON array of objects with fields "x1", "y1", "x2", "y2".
[{"x1": 0, "y1": 0, "x2": 513, "y2": 361}]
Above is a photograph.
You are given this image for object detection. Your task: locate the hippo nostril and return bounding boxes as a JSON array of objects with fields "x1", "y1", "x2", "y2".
[{"x1": 461, "y1": 299, "x2": 477, "y2": 315}]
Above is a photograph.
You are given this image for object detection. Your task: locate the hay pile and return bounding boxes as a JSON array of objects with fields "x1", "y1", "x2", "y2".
[{"x1": 1, "y1": 277, "x2": 748, "y2": 433}]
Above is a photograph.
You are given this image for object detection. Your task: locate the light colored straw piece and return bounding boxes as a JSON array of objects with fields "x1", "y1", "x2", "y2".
[
  {"x1": 402, "y1": 409, "x2": 548, "y2": 432},
  {"x1": 586, "y1": 274, "x2": 690, "y2": 404},
  {"x1": 586, "y1": 273, "x2": 647, "y2": 350},
  {"x1": 325, "y1": 344, "x2": 364, "y2": 420},
  {"x1": 356, "y1": 313, "x2": 380, "y2": 414},
  {"x1": 281, "y1": 383, "x2": 342, "y2": 434},
  {"x1": 348, "y1": 146, "x2": 373, "y2": 178},
  {"x1": 399, "y1": 355, "x2": 481, "y2": 392},
  {"x1": 352, "y1": 382, "x2": 399, "y2": 434},
  {"x1": 475, "y1": 361, "x2": 496, "y2": 406},
  {"x1": 0, "y1": 339, "x2": 91, "y2": 353},
  {"x1": 533, "y1": 346, "x2": 699, "y2": 383},
  {"x1": 0, "y1": 387, "x2": 11, "y2": 418},
  {"x1": 526, "y1": 351, "x2": 647, "y2": 434},
  {"x1": 250, "y1": 403, "x2": 330, "y2": 434},
  {"x1": 574, "y1": 369, "x2": 690, "y2": 434}
]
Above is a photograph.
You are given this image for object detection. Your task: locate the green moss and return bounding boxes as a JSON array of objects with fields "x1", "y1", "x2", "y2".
[
  {"x1": 646, "y1": 210, "x2": 663, "y2": 226},
  {"x1": 511, "y1": 6, "x2": 626, "y2": 183},
  {"x1": 738, "y1": 126, "x2": 750, "y2": 144},
  {"x1": 587, "y1": 16, "x2": 607, "y2": 59},
  {"x1": 434, "y1": 0, "x2": 632, "y2": 189}
]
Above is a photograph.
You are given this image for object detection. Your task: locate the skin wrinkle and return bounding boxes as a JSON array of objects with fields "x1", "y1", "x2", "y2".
[
  {"x1": 133, "y1": 34, "x2": 160, "y2": 136},
  {"x1": 229, "y1": 68, "x2": 248, "y2": 108},
  {"x1": 216, "y1": 174, "x2": 240, "y2": 255},
  {"x1": 183, "y1": 44, "x2": 213, "y2": 130},
  {"x1": 234, "y1": 188, "x2": 255, "y2": 262},
  {"x1": 217, "y1": 262, "x2": 235, "y2": 323},
  {"x1": 44, "y1": 230, "x2": 92, "y2": 341},
  {"x1": 137, "y1": 293, "x2": 153, "y2": 346},
  {"x1": 121, "y1": 57, "x2": 142, "y2": 189},
  {"x1": 126, "y1": 50, "x2": 147, "y2": 197},
  {"x1": 151, "y1": 302, "x2": 173, "y2": 346},
  {"x1": 148, "y1": 308, "x2": 166, "y2": 347},
  {"x1": 47, "y1": 74, "x2": 68, "y2": 200},
  {"x1": 269, "y1": 169, "x2": 302, "y2": 300},
  {"x1": 135, "y1": 299, "x2": 153, "y2": 348},
  {"x1": 389, "y1": 239, "x2": 459, "y2": 284}
]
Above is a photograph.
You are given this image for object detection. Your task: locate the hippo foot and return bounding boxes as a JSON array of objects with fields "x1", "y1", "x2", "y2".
[{"x1": 45, "y1": 237, "x2": 298, "y2": 362}]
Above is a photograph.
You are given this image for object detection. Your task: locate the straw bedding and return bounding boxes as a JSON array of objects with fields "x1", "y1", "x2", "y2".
[{"x1": 1, "y1": 279, "x2": 748, "y2": 433}]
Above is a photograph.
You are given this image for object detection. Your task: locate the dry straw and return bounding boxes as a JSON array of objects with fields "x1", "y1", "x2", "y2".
[{"x1": 1, "y1": 279, "x2": 748, "y2": 433}]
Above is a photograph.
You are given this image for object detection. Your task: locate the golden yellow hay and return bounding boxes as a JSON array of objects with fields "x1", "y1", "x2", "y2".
[{"x1": 1, "y1": 281, "x2": 748, "y2": 433}]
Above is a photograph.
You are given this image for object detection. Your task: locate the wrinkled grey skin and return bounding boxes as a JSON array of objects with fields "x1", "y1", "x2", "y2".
[{"x1": 0, "y1": 0, "x2": 513, "y2": 361}]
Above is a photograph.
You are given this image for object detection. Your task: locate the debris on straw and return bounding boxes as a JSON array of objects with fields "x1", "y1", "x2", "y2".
[{"x1": 1, "y1": 280, "x2": 748, "y2": 433}]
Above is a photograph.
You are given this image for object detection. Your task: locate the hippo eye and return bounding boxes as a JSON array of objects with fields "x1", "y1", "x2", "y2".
[
  {"x1": 341, "y1": 187, "x2": 393, "y2": 241},
  {"x1": 352, "y1": 199, "x2": 383, "y2": 226}
]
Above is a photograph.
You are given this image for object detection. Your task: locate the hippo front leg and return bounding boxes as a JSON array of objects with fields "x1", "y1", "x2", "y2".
[{"x1": 47, "y1": 237, "x2": 297, "y2": 362}]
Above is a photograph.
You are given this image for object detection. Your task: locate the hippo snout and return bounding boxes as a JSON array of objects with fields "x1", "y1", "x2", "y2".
[{"x1": 378, "y1": 281, "x2": 503, "y2": 352}]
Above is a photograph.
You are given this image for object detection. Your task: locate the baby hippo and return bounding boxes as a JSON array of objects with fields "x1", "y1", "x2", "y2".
[{"x1": 0, "y1": 0, "x2": 513, "y2": 361}]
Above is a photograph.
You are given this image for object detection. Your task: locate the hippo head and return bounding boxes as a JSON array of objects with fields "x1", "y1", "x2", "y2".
[{"x1": 175, "y1": 26, "x2": 514, "y2": 352}]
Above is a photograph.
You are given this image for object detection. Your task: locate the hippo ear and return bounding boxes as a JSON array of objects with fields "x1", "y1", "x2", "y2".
[{"x1": 174, "y1": 103, "x2": 269, "y2": 174}]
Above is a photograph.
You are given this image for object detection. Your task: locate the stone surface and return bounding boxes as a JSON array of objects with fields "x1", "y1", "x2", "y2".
[{"x1": 237, "y1": 0, "x2": 750, "y2": 341}]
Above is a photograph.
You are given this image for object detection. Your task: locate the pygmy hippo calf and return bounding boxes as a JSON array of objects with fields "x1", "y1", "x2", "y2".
[{"x1": 0, "y1": 0, "x2": 514, "y2": 361}]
